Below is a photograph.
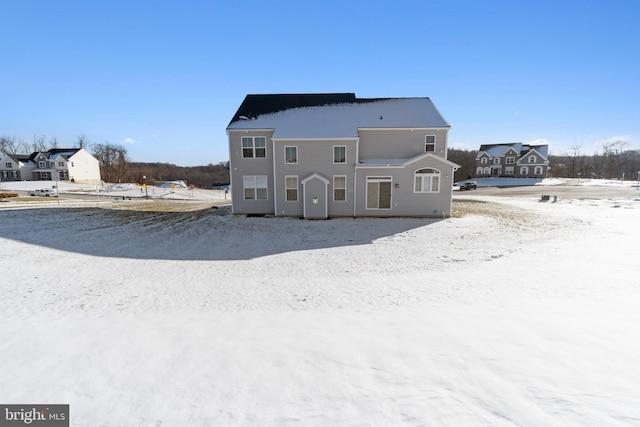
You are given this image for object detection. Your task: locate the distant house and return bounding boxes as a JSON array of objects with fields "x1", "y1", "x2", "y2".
[
  {"x1": 227, "y1": 93, "x2": 459, "y2": 219},
  {"x1": 475, "y1": 143, "x2": 549, "y2": 178},
  {"x1": 0, "y1": 148, "x2": 101, "y2": 184}
]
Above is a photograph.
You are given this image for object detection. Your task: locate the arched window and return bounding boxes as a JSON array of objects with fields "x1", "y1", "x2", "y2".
[
  {"x1": 481, "y1": 157, "x2": 488, "y2": 164},
  {"x1": 477, "y1": 167, "x2": 483, "y2": 175},
  {"x1": 414, "y1": 168, "x2": 440, "y2": 193},
  {"x1": 484, "y1": 167, "x2": 490, "y2": 175}
]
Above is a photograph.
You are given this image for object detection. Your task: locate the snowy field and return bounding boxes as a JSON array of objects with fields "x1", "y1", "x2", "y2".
[{"x1": 1, "y1": 180, "x2": 640, "y2": 426}]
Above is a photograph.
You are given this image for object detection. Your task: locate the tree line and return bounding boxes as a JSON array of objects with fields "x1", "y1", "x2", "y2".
[
  {"x1": 449, "y1": 140, "x2": 640, "y2": 182},
  {"x1": 1, "y1": 135, "x2": 230, "y2": 187}
]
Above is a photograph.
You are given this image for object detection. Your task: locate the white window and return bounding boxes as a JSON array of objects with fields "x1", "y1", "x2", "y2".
[
  {"x1": 520, "y1": 166, "x2": 529, "y2": 175},
  {"x1": 243, "y1": 175, "x2": 268, "y2": 200},
  {"x1": 481, "y1": 157, "x2": 488, "y2": 164},
  {"x1": 1, "y1": 171, "x2": 7, "y2": 178},
  {"x1": 528, "y1": 155, "x2": 536, "y2": 163},
  {"x1": 414, "y1": 168, "x2": 440, "y2": 193},
  {"x1": 5, "y1": 163, "x2": 12, "y2": 168},
  {"x1": 285, "y1": 176, "x2": 298, "y2": 201},
  {"x1": 484, "y1": 167, "x2": 490, "y2": 174},
  {"x1": 38, "y1": 161, "x2": 46, "y2": 168},
  {"x1": 58, "y1": 162, "x2": 65, "y2": 167},
  {"x1": 505, "y1": 166, "x2": 514, "y2": 175},
  {"x1": 425, "y1": 135, "x2": 436, "y2": 152},
  {"x1": 477, "y1": 167, "x2": 484, "y2": 175},
  {"x1": 39, "y1": 172, "x2": 48, "y2": 179},
  {"x1": 493, "y1": 158, "x2": 500, "y2": 164},
  {"x1": 242, "y1": 136, "x2": 267, "y2": 158},
  {"x1": 506, "y1": 157, "x2": 515, "y2": 164},
  {"x1": 366, "y1": 177, "x2": 392, "y2": 209},
  {"x1": 12, "y1": 171, "x2": 18, "y2": 179},
  {"x1": 534, "y1": 166, "x2": 543, "y2": 175},
  {"x1": 284, "y1": 146, "x2": 297, "y2": 164},
  {"x1": 333, "y1": 175, "x2": 346, "y2": 201},
  {"x1": 333, "y1": 146, "x2": 346, "y2": 163}
]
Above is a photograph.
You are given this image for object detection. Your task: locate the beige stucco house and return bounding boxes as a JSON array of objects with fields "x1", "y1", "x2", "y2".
[
  {"x1": 0, "y1": 148, "x2": 101, "y2": 184},
  {"x1": 227, "y1": 93, "x2": 459, "y2": 219}
]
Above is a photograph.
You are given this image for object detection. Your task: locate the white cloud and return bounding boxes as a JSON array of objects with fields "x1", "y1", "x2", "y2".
[
  {"x1": 151, "y1": 134, "x2": 158, "y2": 139},
  {"x1": 599, "y1": 135, "x2": 631, "y2": 145},
  {"x1": 122, "y1": 137, "x2": 141, "y2": 144}
]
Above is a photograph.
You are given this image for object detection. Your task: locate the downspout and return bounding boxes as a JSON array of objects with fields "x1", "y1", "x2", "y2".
[
  {"x1": 353, "y1": 137, "x2": 359, "y2": 217},
  {"x1": 272, "y1": 138, "x2": 278, "y2": 216}
]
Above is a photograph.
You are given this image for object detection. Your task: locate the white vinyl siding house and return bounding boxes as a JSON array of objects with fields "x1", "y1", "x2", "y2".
[{"x1": 227, "y1": 93, "x2": 458, "y2": 218}]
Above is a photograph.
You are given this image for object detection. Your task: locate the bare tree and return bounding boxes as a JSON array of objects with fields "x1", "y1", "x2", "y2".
[
  {"x1": 31, "y1": 135, "x2": 48, "y2": 152},
  {"x1": 77, "y1": 134, "x2": 89, "y2": 149},
  {"x1": 0, "y1": 136, "x2": 28, "y2": 154},
  {"x1": 91, "y1": 143, "x2": 129, "y2": 183}
]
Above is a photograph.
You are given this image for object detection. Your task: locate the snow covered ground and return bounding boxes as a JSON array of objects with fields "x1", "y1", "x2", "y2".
[{"x1": 1, "y1": 180, "x2": 640, "y2": 426}]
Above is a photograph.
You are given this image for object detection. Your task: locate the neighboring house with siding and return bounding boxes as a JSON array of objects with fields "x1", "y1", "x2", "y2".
[
  {"x1": 475, "y1": 143, "x2": 549, "y2": 178},
  {"x1": 0, "y1": 148, "x2": 101, "y2": 183},
  {"x1": 227, "y1": 93, "x2": 459, "y2": 219}
]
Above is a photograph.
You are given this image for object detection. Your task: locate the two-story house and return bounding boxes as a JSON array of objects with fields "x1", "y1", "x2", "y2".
[
  {"x1": 0, "y1": 148, "x2": 101, "y2": 183},
  {"x1": 475, "y1": 143, "x2": 549, "y2": 178},
  {"x1": 227, "y1": 93, "x2": 459, "y2": 219}
]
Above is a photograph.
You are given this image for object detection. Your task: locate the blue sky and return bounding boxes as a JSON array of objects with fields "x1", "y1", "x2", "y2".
[{"x1": 2, "y1": 0, "x2": 639, "y2": 166}]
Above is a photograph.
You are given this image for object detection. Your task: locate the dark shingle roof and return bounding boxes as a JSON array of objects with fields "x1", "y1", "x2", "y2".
[{"x1": 229, "y1": 93, "x2": 358, "y2": 125}]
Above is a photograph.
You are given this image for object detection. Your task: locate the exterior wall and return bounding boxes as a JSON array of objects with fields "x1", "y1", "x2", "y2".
[
  {"x1": 0, "y1": 156, "x2": 23, "y2": 181},
  {"x1": 68, "y1": 149, "x2": 101, "y2": 183},
  {"x1": 272, "y1": 139, "x2": 356, "y2": 217},
  {"x1": 228, "y1": 130, "x2": 275, "y2": 215},
  {"x1": 516, "y1": 150, "x2": 548, "y2": 178},
  {"x1": 357, "y1": 128, "x2": 448, "y2": 160},
  {"x1": 354, "y1": 156, "x2": 456, "y2": 217}
]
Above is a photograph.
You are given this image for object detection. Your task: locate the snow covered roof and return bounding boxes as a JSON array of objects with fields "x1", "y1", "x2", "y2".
[
  {"x1": 477, "y1": 143, "x2": 549, "y2": 160},
  {"x1": 227, "y1": 94, "x2": 450, "y2": 139}
]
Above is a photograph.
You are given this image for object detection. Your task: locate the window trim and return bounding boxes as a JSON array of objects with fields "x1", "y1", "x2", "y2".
[
  {"x1": 285, "y1": 175, "x2": 298, "y2": 202},
  {"x1": 366, "y1": 176, "x2": 392, "y2": 210},
  {"x1": 242, "y1": 175, "x2": 268, "y2": 200},
  {"x1": 414, "y1": 168, "x2": 440, "y2": 193},
  {"x1": 528, "y1": 155, "x2": 536, "y2": 163},
  {"x1": 333, "y1": 145, "x2": 347, "y2": 164},
  {"x1": 333, "y1": 175, "x2": 347, "y2": 202},
  {"x1": 520, "y1": 166, "x2": 529, "y2": 175},
  {"x1": 481, "y1": 157, "x2": 488, "y2": 164},
  {"x1": 425, "y1": 135, "x2": 436, "y2": 152},
  {"x1": 506, "y1": 156, "x2": 515, "y2": 164},
  {"x1": 284, "y1": 146, "x2": 298, "y2": 164},
  {"x1": 241, "y1": 136, "x2": 267, "y2": 159}
]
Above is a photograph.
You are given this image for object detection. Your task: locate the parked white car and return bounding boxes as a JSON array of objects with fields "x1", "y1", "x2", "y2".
[{"x1": 28, "y1": 188, "x2": 56, "y2": 197}]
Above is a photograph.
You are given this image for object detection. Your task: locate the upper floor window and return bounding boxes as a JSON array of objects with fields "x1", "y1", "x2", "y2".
[
  {"x1": 38, "y1": 161, "x2": 46, "y2": 168},
  {"x1": 493, "y1": 158, "x2": 500, "y2": 164},
  {"x1": 425, "y1": 135, "x2": 436, "y2": 152},
  {"x1": 5, "y1": 163, "x2": 12, "y2": 168},
  {"x1": 528, "y1": 155, "x2": 536, "y2": 163},
  {"x1": 243, "y1": 175, "x2": 268, "y2": 200},
  {"x1": 414, "y1": 168, "x2": 440, "y2": 193},
  {"x1": 481, "y1": 157, "x2": 488, "y2": 164},
  {"x1": 242, "y1": 136, "x2": 266, "y2": 158},
  {"x1": 284, "y1": 146, "x2": 297, "y2": 164},
  {"x1": 333, "y1": 146, "x2": 346, "y2": 163},
  {"x1": 58, "y1": 162, "x2": 65, "y2": 167},
  {"x1": 506, "y1": 157, "x2": 515, "y2": 164}
]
